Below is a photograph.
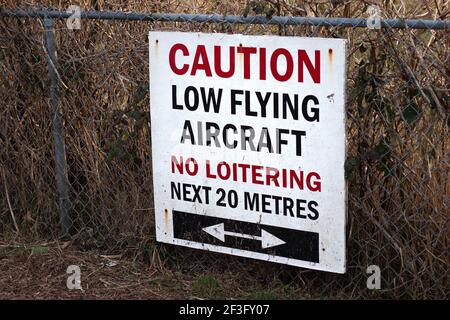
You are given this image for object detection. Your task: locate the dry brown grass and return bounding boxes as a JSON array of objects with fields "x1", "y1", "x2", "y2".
[
  {"x1": 0, "y1": 1, "x2": 449, "y2": 299},
  {"x1": 0, "y1": 239, "x2": 321, "y2": 299}
]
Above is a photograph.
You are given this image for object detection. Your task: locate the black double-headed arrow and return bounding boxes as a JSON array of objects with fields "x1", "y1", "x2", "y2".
[{"x1": 172, "y1": 210, "x2": 319, "y2": 263}]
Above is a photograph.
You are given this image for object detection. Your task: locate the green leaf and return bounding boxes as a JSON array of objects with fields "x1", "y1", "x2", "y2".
[
  {"x1": 345, "y1": 156, "x2": 362, "y2": 180},
  {"x1": 374, "y1": 140, "x2": 390, "y2": 158},
  {"x1": 31, "y1": 246, "x2": 49, "y2": 254},
  {"x1": 106, "y1": 140, "x2": 125, "y2": 161},
  {"x1": 0, "y1": 246, "x2": 26, "y2": 257},
  {"x1": 401, "y1": 103, "x2": 421, "y2": 126},
  {"x1": 192, "y1": 275, "x2": 223, "y2": 299}
]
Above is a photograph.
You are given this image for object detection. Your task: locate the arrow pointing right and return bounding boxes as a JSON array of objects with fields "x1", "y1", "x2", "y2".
[
  {"x1": 260, "y1": 229, "x2": 286, "y2": 249},
  {"x1": 202, "y1": 223, "x2": 286, "y2": 249}
]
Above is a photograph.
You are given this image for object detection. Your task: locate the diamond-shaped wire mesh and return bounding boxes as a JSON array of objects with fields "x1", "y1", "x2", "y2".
[{"x1": 0, "y1": 1, "x2": 448, "y2": 299}]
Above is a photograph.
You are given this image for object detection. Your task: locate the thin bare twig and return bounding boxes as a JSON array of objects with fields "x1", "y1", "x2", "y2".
[{"x1": 2, "y1": 169, "x2": 19, "y2": 233}]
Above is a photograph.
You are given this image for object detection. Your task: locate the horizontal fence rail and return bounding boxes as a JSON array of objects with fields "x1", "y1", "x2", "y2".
[{"x1": 1, "y1": 8, "x2": 450, "y2": 29}]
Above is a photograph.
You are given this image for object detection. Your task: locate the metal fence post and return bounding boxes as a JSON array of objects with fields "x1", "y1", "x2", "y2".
[{"x1": 43, "y1": 17, "x2": 71, "y2": 236}]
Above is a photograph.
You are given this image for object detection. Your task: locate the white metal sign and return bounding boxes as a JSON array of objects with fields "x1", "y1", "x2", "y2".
[{"x1": 149, "y1": 31, "x2": 346, "y2": 273}]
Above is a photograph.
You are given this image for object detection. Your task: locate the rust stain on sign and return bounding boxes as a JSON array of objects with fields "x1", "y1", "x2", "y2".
[
  {"x1": 154, "y1": 39, "x2": 159, "y2": 56},
  {"x1": 164, "y1": 208, "x2": 168, "y2": 233},
  {"x1": 328, "y1": 48, "x2": 333, "y2": 76},
  {"x1": 237, "y1": 43, "x2": 243, "y2": 66}
]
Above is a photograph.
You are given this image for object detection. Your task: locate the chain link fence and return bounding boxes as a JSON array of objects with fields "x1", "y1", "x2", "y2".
[{"x1": 1, "y1": 2, "x2": 449, "y2": 299}]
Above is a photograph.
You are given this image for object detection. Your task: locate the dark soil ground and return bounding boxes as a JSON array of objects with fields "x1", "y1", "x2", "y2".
[{"x1": 0, "y1": 240, "x2": 311, "y2": 299}]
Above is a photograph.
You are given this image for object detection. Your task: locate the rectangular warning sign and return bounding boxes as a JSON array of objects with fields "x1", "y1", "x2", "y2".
[{"x1": 149, "y1": 31, "x2": 347, "y2": 273}]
